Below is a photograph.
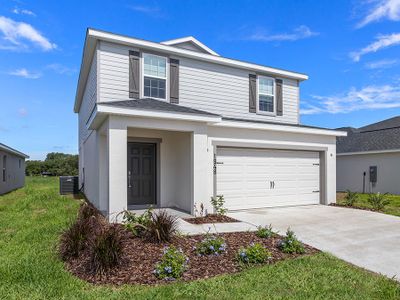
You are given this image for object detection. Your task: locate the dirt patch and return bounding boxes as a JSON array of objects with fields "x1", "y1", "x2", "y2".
[
  {"x1": 183, "y1": 214, "x2": 240, "y2": 224},
  {"x1": 66, "y1": 228, "x2": 318, "y2": 286},
  {"x1": 330, "y1": 203, "x2": 379, "y2": 213}
]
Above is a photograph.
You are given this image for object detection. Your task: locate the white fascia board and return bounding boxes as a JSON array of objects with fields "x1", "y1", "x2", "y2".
[
  {"x1": 161, "y1": 36, "x2": 220, "y2": 56},
  {"x1": 87, "y1": 104, "x2": 221, "y2": 129},
  {"x1": 337, "y1": 149, "x2": 400, "y2": 156},
  {"x1": 212, "y1": 120, "x2": 347, "y2": 137},
  {"x1": 88, "y1": 29, "x2": 308, "y2": 80},
  {"x1": 0, "y1": 143, "x2": 29, "y2": 158}
]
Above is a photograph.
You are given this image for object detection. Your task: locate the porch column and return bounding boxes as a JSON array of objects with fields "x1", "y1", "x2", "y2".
[
  {"x1": 191, "y1": 128, "x2": 210, "y2": 215},
  {"x1": 325, "y1": 144, "x2": 337, "y2": 204},
  {"x1": 107, "y1": 116, "x2": 128, "y2": 222}
]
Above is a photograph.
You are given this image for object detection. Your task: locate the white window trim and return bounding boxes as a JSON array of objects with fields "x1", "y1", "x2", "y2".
[
  {"x1": 256, "y1": 75, "x2": 276, "y2": 116},
  {"x1": 141, "y1": 52, "x2": 169, "y2": 101}
]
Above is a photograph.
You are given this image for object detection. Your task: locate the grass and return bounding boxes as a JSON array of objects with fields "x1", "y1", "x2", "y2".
[
  {"x1": 0, "y1": 177, "x2": 399, "y2": 300},
  {"x1": 337, "y1": 192, "x2": 400, "y2": 217}
]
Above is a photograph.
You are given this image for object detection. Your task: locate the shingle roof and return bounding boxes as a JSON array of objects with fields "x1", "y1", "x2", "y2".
[
  {"x1": 336, "y1": 116, "x2": 400, "y2": 153},
  {"x1": 100, "y1": 98, "x2": 220, "y2": 117}
]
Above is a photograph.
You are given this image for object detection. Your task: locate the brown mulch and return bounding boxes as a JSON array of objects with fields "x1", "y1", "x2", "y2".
[
  {"x1": 66, "y1": 227, "x2": 318, "y2": 286},
  {"x1": 183, "y1": 214, "x2": 240, "y2": 224}
]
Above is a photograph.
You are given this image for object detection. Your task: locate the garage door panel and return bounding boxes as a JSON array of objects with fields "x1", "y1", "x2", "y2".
[{"x1": 216, "y1": 147, "x2": 320, "y2": 210}]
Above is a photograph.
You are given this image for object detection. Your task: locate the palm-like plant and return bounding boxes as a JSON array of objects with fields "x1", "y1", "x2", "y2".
[
  {"x1": 368, "y1": 192, "x2": 390, "y2": 211},
  {"x1": 344, "y1": 190, "x2": 359, "y2": 206}
]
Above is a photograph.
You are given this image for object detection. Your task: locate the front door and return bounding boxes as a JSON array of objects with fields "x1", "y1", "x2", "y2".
[{"x1": 127, "y1": 142, "x2": 156, "y2": 207}]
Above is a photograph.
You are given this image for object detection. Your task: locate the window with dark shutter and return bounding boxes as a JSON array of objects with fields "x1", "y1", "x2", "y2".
[
  {"x1": 249, "y1": 74, "x2": 257, "y2": 113},
  {"x1": 129, "y1": 50, "x2": 140, "y2": 98},
  {"x1": 169, "y1": 58, "x2": 179, "y2": 104},
  {"x1": 276, "y1": 79, "x2": 283, "y2": 116}
]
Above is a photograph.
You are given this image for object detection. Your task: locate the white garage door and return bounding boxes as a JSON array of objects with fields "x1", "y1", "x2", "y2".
[{"x1": 216, "y1": 148, "x2": 320, "y2": 210}]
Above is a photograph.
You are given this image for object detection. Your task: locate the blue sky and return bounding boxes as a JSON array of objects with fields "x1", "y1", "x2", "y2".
[{"x1": 1, "y1": 0, "x2": 400, "y2": 160}]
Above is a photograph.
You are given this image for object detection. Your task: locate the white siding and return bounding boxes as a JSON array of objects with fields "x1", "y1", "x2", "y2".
[
  {"x1": 0, "y1": 151, "x2": 25, "y2": 195},
  {"x1": 79, "y1": 50, "x2": 98, "y2": 145},
  {"x1": 337, "y1": 152, "x2": 400, "y2": 194},
  {"x1": 98, "y1": 41, "x2": 299, "y2": 124}
]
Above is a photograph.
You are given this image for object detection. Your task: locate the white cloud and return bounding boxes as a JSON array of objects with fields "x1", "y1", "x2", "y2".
[
  {"x1": 357, "y1": 0, "x2": 400, "y2": 28},
  {"x1": 9, "y1": 68, "x2": 41, "y2": 79},
  {"x1": 128, "y1": 5, "x2": 164, "y2": 18},
  {"x1": 301, "y1": 84, "x2": 400, "y2": 115},
  {"x1": 365, "y1": 58, "x2": 398, "y2": 69},
  {"x1": 350, "y1": 33, "x2": 400, "y2": 61},
  {"x1": 18, "y1": 107, "x2": 28, "y2": 117},
  {"x1": 46, "y1": 63, "x2": 76, "y2": 75},
  {"x1": 0, "y1": 16, "x2": 56, "y2": 51},
  {"x1": 247, "y1": 25, "x2": 319, "y2": 42},
  {"x1": 12, "y1": 8, "x2": 36, "y2": 16}
]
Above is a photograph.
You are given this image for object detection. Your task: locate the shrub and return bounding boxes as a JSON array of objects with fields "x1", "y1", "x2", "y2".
[
  {"x1": 58, "y1": 218, "x2": 90, "y2": 261},
  {"x1": 343, "y1": 190, "x2": 359, "y2": 206},
  {"x1": 278, "y1": 228, "x2": 305, "y2": 254},
  {"x1": 195, "y1": 234, "x2": 226, "y2": 256},
  {"x1": 154, "y1": 246, "x2": 188, "y2": 280},
  {"x1": 122, "y1": 208, "x2": 152, "y2": 236},
  {"x1": 368, "y1": 192, "x2": 390, "y2": 211},
  {"x1": 89, "y1": 225, "x2": 124, "y2": 275},
  {"x1": 146, "y1": 210, "x2": 178, "y2": 243},
  {"x1": 256, "y1": 224, "x2": 276, "y2": 239},
  {"x1": 211, "y1": 195, "x2": 227, "y2": 215},
  {"x1": 78, "y1": 201, "x2": 100, "y2": 221},
  {"x1": 237, "y1": 243, "x2": 271, "y2": 264}
]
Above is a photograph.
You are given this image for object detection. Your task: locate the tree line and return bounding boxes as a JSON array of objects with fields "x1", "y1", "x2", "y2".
[{"x1": 26, "y1": 152, "x2": 78, "y2": 176}]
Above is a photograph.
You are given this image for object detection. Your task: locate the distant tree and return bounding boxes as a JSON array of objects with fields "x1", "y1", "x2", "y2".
[{"x1": 26, "y1": 152, "x2": 78, "y2": 176}]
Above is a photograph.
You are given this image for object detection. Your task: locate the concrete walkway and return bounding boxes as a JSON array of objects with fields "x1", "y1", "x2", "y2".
[{"x1": 227, "y1": 205, "x2": 400, "y2": 281}]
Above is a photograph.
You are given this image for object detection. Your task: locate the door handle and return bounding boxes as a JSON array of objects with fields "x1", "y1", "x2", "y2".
[
  {"x1": 273, "y1": 181, "x2": 275, "y2": 189},
  {"x1": 128, "y1": 171, "x2": 132, "y2": 188}
]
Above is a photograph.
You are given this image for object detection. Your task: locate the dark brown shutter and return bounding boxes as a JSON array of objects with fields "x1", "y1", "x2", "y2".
[
  {"x1": 249, "y1": 74, "x2": 257, "y2": 113},
  {"x1": 169, "y1": 58, "x2": 179, "y2": 104},
  {"x1": 129, "y1": 50, "x2": 140, "y2": 98},
  {"x1": 276, "y1": 78, "x2": 283, "y2": 116}
]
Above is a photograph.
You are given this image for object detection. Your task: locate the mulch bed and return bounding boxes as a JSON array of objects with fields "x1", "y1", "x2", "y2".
[
  {"x1": 66, "y1": 227, "x2": 318, "y2": 286},
  {"x1": 183, "y1": 214, "x2": 240, "y2": 224}
]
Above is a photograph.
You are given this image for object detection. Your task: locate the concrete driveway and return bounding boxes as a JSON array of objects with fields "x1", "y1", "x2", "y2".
[{"x1": 229, "y1": 205, "x2": 400, "y2": 280}]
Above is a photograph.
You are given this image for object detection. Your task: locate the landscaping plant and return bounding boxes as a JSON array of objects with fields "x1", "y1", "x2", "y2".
[
  {"x1": 146, "y1": 210, "x2": 178, "y2": 243},
  {"x1": 58, "y1": 218, "x2": 90, "y2": 261},
  {"x1": 154, "y1": 246, "x2": 189, "y2": 280},
  {"x1": 122, "y1": 208, "x2": 153, "y2": 236},
  {"x1": 89, "y1": 224, "x2": 124, "y2": 275},
  {"x1": 237, "y1": 243, "x2": 271, "y2": 264},
  {"x1": 368, "y1": 192, "x2": 390, "y2": 211},
  {"x1": 211, "y1": 195, "x2": 227, "y2": 215},
  {"x1": 344, "y1": 190, "x2": 359, "y2": 207},
  {"x1": 278, "y1": 228, "x2": 305, "y2": 254},
  {"x1": 195, "y1": 233, "x2": 226, "y2": 256},
  {"x1": 256, "y1": 224, "x2": 276, "y2": 239}
]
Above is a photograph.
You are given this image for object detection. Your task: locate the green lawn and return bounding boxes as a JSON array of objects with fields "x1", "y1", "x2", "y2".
[
  {"x1": 0, "y1": 177, "x2": 399, "y2": 300},
  {"x1": 337, "y1": 192, "x2": 400, "y2": 217}
]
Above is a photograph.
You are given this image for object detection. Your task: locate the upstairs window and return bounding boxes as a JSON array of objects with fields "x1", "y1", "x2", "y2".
[
  {"x1": 258, "y1": 76, "x2": 275, "y2": 113},
  {"x1": 2, "y1": 155, "x2": 6, "y2": 182},
  {"x1": 143, "y1": 53, "x2": 167, "y2": 100}
]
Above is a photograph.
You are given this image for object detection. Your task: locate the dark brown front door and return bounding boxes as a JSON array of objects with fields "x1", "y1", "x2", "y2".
[{"x1": 127, "y1": 143, "x2": 156, "y2": 206}]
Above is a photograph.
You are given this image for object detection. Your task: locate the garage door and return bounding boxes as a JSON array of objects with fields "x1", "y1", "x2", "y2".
[{"x1": 216, "y1": 148, "x2": 320, "y2": 210}]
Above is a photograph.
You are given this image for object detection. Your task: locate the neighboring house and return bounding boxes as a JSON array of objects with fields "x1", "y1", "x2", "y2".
[
  {"x1": 74, "y1": 28, "x2": 345, "y2": 219},
  {"x1": 0, "y1": 143, "x2": 29, "y2": 195},
  {"x1": 337, "y1": 116, "x2": 400, "y2": 195}
]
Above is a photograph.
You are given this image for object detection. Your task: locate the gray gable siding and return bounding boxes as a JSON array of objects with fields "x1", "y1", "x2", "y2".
[{"x1": 97, "y1": 41, "x2": 299, "y2": 124}]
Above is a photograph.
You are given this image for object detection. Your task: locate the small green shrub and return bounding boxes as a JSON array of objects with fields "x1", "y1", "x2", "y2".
[
  {"x1": 368, "y1": 192, "x2": 390, "y2": 210},
  {"x1": 89, "y1": 225, "x2": 124, "y2": 275},
  {"x1": 237, "y1": 243, "x2": 271, "y2": 264},
  {"x1": 278, "y1": 228, "x2": 305, "y2": 254},
  {"x1": 195, "y1": 234, "x2": 226, "y2": 256},
  {"x1": 154, "y1": 246, "x2": 188, "y2": 280},
  {"x1": 211, "y1": 195, "x2": 227, "y2": 215},
  {"x1": 122, "y1": 208, "x2": 152, "y2": 236},
  {"x1": 344, "y1": 190, "x2": 359, "y2": 207},
  {"x1": 256, "y1": 224, "x2": 276, "y2": 239},
  {"x1": 146, "y1": 210, "x2": 178, "y2": 243}
]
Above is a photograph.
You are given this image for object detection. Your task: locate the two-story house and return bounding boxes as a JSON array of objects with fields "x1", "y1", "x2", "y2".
[{"x1": 74, "y1": 28, "x2": 345, "y2": 220}]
